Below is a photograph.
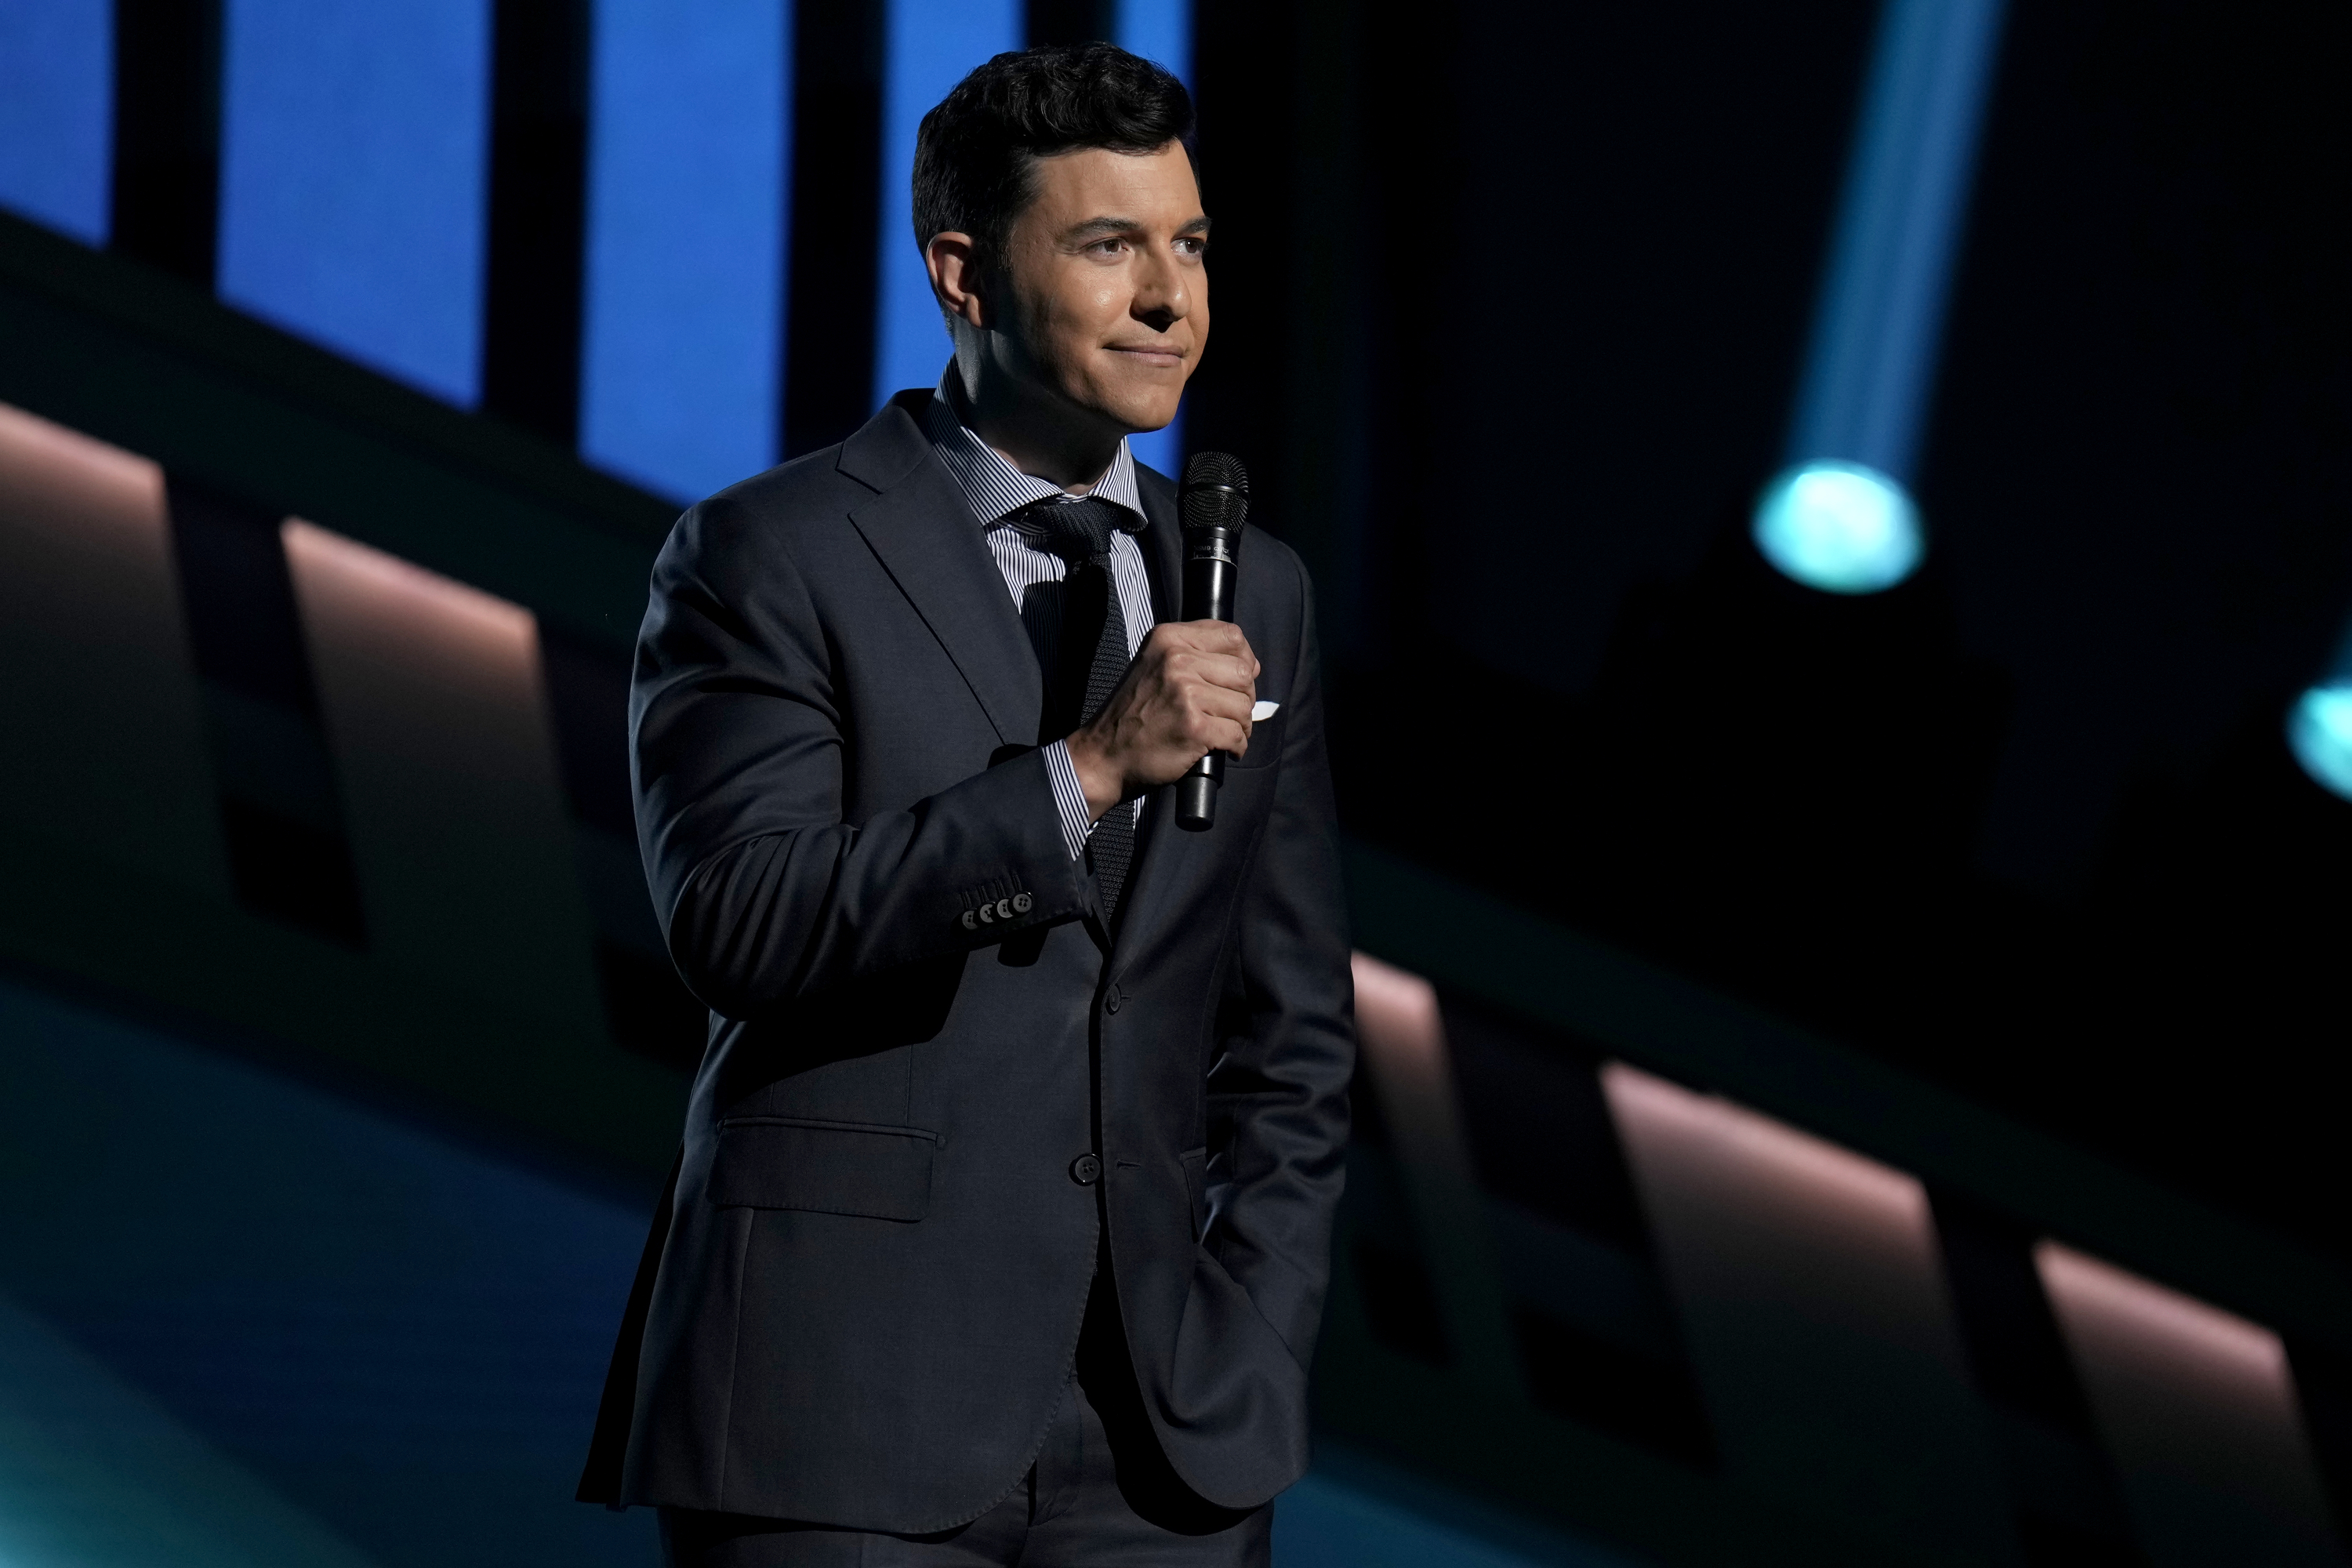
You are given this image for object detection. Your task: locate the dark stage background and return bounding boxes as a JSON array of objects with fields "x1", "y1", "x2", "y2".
[{"x1": 1234, "y1": 0, "x2": 2352, "y2": 1265}]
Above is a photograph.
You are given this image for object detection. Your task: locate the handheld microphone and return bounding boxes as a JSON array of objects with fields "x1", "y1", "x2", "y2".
[{"x1": 1175, "y1": 452, "x2": 1249, "y2": 832}]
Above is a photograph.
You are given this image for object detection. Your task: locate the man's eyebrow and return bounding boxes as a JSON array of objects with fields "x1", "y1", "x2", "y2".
[{"x1": 1062, "y1": 214, "x2": 1213, "y2": 241}]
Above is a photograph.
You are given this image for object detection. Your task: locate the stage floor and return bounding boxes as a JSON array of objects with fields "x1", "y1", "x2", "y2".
[{"x1": 0, "y1": 974, "x2": 1621, "y2": 1568}]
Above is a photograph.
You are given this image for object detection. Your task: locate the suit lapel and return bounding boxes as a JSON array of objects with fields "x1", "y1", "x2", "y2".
[
  {"x1": 1109, "y1": 474, "x2": 1192, "y2": 955},
  {"x1": 1136, "y1": 469, "x2": 1182, "y2": 626},
  {"x1": 842, "y1": 398, "x2": 1042, "y2": 748}
]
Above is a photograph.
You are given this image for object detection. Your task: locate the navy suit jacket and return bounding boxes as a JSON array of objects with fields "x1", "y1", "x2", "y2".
[{"x1": 578, "y1": 393, "x2": 1354, "y2": 1531}]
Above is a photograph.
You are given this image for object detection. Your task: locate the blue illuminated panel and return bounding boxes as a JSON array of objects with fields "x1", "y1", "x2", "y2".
[
  {"x1": 0, "y1": 0, "x2": 111, "y2": 243},
  {"x1": 579, "y1": 0, "x2": 789, "y2": 502},
  {"x1": 1127, "y1": 412, "x2": 1183, "y2": 481},
  {"x1": 873, "y1": 0, "x2": 1022, "y2": 408},
  {"x1": 1116, "y1": 0, "x2": 1191, "y2": 88},
  {"x1": 1118, "y1": 0, "x2": 1192, "y2": 480},
  {"x1": 216, "y1": 0, "x2": 492, "y2": 405}
]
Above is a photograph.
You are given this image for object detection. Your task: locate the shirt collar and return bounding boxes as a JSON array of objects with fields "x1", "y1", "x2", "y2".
[{"x1": 924, "y1": 372, "x2": 1146, "y2": 532}]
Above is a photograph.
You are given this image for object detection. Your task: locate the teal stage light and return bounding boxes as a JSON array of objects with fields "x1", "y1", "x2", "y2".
[
  {"x1": 1751, "y1": 460, "x2": 1925, "y2": 595},
  {"x1": 2288, "y1": 683, "x2": 2352, "y2": 801}
]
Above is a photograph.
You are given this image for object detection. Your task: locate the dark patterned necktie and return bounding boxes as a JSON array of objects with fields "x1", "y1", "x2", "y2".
[{"x1": 1035, "y1": 499, "x2": 1138, "y2": 923}]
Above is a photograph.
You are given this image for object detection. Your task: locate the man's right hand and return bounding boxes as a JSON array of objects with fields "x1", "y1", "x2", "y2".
[{"x1": 1065, "y1": 620, "x2": 1259, "y2": 822}]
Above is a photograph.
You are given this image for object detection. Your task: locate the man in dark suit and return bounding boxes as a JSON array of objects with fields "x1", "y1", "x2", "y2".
[{"x1": 579, "y1": 43, "x2": 1353, "y2": 1566}]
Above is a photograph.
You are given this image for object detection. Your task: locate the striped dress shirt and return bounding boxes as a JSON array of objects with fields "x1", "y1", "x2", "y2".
[{"x1": 923, "y1": 383, "x2": 1158, "y2": 860}]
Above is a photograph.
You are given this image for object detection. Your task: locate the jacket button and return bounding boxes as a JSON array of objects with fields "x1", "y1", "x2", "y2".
[
  {"x1": 1103, "y1": 986, "x2": 1123, "y2": 1014},
  {"x1": 1069, "y1": 1154, "x2": 1102, "y2": 1185},
  {"x1": 1012, "y1": 892, "x2": 1033, "y2": 913}
]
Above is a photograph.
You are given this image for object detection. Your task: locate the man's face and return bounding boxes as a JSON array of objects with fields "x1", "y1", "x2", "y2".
[{"x1": 984, "y1": 142, "x2": 1208, "y2": 435}]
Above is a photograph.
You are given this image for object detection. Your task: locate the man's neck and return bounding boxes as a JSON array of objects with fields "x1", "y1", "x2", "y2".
[{"x1": 952, "y1": 359, "x2": 1123, "y2": 494}]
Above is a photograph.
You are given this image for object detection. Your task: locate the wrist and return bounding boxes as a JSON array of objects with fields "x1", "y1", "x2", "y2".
[{"x1": 1063, "y1": 729, "x2": 1124, "y2": 822}]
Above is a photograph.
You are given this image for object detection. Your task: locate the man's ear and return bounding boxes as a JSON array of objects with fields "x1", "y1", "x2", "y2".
[{"x1": 927, "y1": 232, "x2": 989, "y2": 330}]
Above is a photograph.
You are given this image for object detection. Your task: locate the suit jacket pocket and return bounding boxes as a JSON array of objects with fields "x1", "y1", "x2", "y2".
[
  {"x1": 708, "y1": 1116, "x2": 937, "y2": 1222},
  {"x1": 1227, "y1": 709, "x2": 1285, "y2": 769}
]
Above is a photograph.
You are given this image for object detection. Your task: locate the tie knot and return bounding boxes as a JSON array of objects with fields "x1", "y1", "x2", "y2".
[{"x1": 1031, "y1": 498, "x2": 1128, "y2": 565}]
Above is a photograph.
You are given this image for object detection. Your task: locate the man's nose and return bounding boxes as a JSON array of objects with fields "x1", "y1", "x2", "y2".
[{"x1": 1131, "y1": 248, "x2": 1188, "y2": 328}]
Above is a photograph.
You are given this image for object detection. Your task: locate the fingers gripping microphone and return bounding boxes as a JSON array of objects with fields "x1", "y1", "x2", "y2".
[{"x1": 1175, "y1": 452, "x2": 1248, "y2": 832}]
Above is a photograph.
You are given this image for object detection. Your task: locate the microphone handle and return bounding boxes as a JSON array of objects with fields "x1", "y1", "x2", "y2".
[{"x1": 1175, "y1": 546, "x2": 1236, "y2": 833}]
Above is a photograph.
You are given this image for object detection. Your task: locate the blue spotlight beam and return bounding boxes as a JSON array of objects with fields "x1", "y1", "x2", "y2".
[
  {"x1": 1786, "y1": 0, "x2": 2008, "y2": 483},
  {"x1": 873, "y1": 0, "x2": 1022, "y2": 410},
  {"x1": 0, "y1": 0, "x2": 112, "y2": 245},
  {"x1": 2289, "y1": 622, "x2": 2352, "y2": 800},
  {"x1": 579, "y1": 0, "x2": 790, "y2": 503},
  {"x1": 1759, "y1": 0, "x2": 2005, "y2": 594},
  {"x1": 2289, "y1": 683, "x2": 2352, "y2": 804},
  {"x1": 216, "y1": 0, "x2": 494, "y2": 408},
  {"x1": 1753, "y1": 461, "x2": 1925, "y2": 597}
]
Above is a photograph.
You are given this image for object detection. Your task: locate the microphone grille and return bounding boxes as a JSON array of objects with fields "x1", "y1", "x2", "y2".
[
  {"x1": 1179, "y1": 451, "x2": 1249, "y2": 530},
  {"x1": 1182, "y1": 451, "x2": 1248, "y2": 493}
]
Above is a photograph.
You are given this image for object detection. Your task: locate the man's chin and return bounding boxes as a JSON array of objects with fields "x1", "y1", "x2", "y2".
[
  {"x1": 1096, "y1": 389, "x2": 1185, "y2": 437},
  {"x1": 1076, "y1": 361, "x2": 1187, "y2": 434}
]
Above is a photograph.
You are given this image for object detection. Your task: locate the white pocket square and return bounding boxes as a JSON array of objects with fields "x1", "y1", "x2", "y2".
[{"x1": 1251, "y1": 701, "x2": 1280, "y2": 721}]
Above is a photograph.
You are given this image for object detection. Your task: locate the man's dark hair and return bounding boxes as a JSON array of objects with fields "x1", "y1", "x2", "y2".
[{"x1": 913, "y1": 43, "x2": 1195, "y2": 272}]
